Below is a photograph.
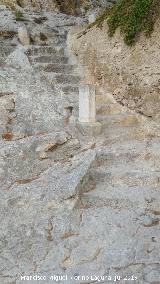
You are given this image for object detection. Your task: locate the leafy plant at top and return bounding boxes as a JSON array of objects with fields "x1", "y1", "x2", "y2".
[
  {"x1": 15, "y1": 10, "x2": 25, "y2": 21},
  {"x1": 95, "y1": 0, "x2": 160, "y2": 45}
]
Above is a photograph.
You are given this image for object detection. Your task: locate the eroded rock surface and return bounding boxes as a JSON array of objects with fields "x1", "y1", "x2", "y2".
[{"x1": 0, "y1": 0, "x2": 116, "y2": 14}]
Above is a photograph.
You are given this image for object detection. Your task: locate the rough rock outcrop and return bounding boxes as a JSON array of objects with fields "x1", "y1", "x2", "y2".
[
  {"x1": 0, "y1": 4, "x2": 160, "y2": 284},
  {"x1": 0, "y1": 0, "x2": 115, "y2": 14},
  {"x1": 68, "y1": 20, "x2": 160, "y2": 123},
  {"x1": 0, "y1": 0, "x2": 58, "y2": 11}
]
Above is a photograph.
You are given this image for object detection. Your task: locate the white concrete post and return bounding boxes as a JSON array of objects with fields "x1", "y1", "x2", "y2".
[
  {"x1": 18, "y1": 26, "x2": 30, "y2": 45},
  {"x1": 79, "y1": 84, "x2": 96, "y2": 123},
  {"x1": 77, "y1": 84, "x2": 102, "y2": 136},
  {"x1": 88, "y1": 13, "x2": 96, "y2": 24}
]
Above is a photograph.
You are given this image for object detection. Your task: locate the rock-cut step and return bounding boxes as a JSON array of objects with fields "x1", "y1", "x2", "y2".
[
  {"x1": 94, "y1": 158, "x2": 158, "y2": 173},
  {"x1": 51, "y1": 84, "x2": 79, "y2": 103},
  {"x1": 90, "y1": 167, "x2": 160, "y2": 187},
  {"x1": 33, "y1": 63, "x2": 77, "y2": 73},
  {"x1": 93, "y1": 150, "x2": 153, "y2": 169},
  {"x1": 43, "y1": 63, "x2": 77, "y2": 73},
  {"x1": 60, "y1": 84, "x2": 79, "y2": 95},
  {"x1": 50, "y1": 74, "x2": 80, "y2": 85},
  {"x1": 94, "y1": 141, "x2": 160, "y2": 168},
  {"x1": 0, "y1": 45, "x2": 16, "y2": 57},
  {"x1": 26, "y1": 46, "x2": 64, "y2": 56},
  {"x1": 80, "y1": 192, "x2": 135, "y2": 210},
  {"x1": 97, "y1": 113, "x2": 140, "y2": 127},
  {"x1": 80, "y1": 184, "x2": 159, "y2": 210},
  {"x1": 96, "y1": 103, "x2": 125, "y2": 115},
  {"x1": 29, "y1": 55, "x2": 68, "y2": 64},
  {"x1": 101, "y1": 125, "x2": 148, "y2": 141}
]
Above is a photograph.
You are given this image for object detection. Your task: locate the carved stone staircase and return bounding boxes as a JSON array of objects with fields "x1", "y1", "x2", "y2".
[{"x1": 1, "y1": 9, "x2": 159, "y2": 283}]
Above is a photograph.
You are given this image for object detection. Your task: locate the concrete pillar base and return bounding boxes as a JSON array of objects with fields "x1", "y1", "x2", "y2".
[{"x1": 76, "y1": 121, "x2": 102, "y2": 136}]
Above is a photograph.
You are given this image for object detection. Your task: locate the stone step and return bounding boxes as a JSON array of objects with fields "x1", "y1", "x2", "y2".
[
  {"x1": 30, "y1": 35, "x2": 65, "y2": 46},
  {"x1": 80, "y1": 193, "x2": 135, "y2": 210},
  {"x1": 45, "y1": 37, "x2": 66, "y2": 45},
  {"x1": 96, "y1": 137, "x2": 160, "y2": 155},
  {"x1": 93, "y1": 141, "x2": 160, "y2": 170},
  {"x1": 101, "y1": 125, "x2": 148, "y2": 141},
  {"x1": 96, "y1": 94, "x2": 116, "y2": 104},
  {"x1": 0, "y1": 57, "x2": 5, "y2": 65},
  {"x1": 29, "y1": 55, "x2": 68, "y2": 64},
  {"x1": 54, "y1": 33, "x2": 67, "y2": 39},
  {"x1": 89, "y1": 167, "x2": 160, "y2": 187},
  {"x1": 97, "y1": 113, "x2": 140, "y2": 127},
  {"x1": 96, "y1": 103, "x2": 126, "y2": 115},
  {"x1": 38, "y1": 32, "x2": 67, "y2": 40},
  {"x1": 26, "y1": 46, "x2": 64, "y2": 56},
  {"x1": 94, "y1": 157, "x2": 158, "y2": 172},
  {"x1": 33, "y1": 63, "x2": 77, "y2": 74},
  {"x1": 0, "y1": 46, "x2": 15, "y2": 56},
  {"x1": 80, "y1": 184, "x2": 159, "y2": 209},
  {"x1": 51, "y1": 74, "x2": 80, "y2": 85},
  {"x1": 61, "y1": 84, "x2": 79, "y2": 95},
  {"x1": 42, "y1": 63, "x2": 76, "y2": 73},
  {"x1": 65, "y1": 95, "x2": 78, "y2": 104},
  {"x1": 51, "y1": 85, "x2": 78, "y2": 103},
  {"x1": 93, "y1": 150, "x2": 155, "y2": 169}
]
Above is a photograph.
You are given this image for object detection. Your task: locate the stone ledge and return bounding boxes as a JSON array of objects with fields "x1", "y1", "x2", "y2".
[{"x1": 76, "y1": 121, "x2": 102, "y2": 136}]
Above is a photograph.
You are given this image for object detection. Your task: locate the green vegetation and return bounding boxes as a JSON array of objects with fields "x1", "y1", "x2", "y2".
[
  {"x1": 15, "y1": 10, "x2": 24, "y2": 21},
  {"x1": 95, "y1": 0, "x2": 160, "y2": 45}
]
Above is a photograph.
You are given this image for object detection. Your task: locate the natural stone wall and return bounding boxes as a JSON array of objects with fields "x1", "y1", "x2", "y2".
[
  {"x1": 0, "y1": 0, "x2": 116, "y2": 14},
  {"x1": 0, "y1": 0, "x2": 59, "y2": 12},
  {"x1": 68, "y1": 20, "x2": 160, "y2": 122},
  {"x1": 18, "y1": 0, "x2": 76, "y2": 13}
]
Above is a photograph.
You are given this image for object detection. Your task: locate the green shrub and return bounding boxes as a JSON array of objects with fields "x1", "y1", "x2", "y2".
[
  {"x1": 15, "y1": 10, "x2": 24, "y2": 21},
  {"x1": 95, "y1": 0, "x2": 160, "y2": 45}
]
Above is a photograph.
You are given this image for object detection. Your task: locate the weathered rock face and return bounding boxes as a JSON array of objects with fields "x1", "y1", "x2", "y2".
[
  {"x1": 18, "y1": 0, "x2": 76, "y2": 13},
  {"x1": 0, "y1": 4, "x2": 160, "y2": 284},
  {"x1": 0, "y1": 0, "x2": 58, "y2": 11},
  {"x1": 0, "y1": 0, "x2": 115, "y2": 14},
  {"x1": 80, "y1": 0, "x2": 116, "y2": 10},
  {"x1": 68, "y1": 20, "x2": 160, "y2": 123},
  {"x1": 0, "y1": 5, "x2": 85, "y2": 140}
]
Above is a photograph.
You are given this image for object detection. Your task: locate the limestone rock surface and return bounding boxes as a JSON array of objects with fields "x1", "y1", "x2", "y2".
[
  {"x1": 68, "y1": 20, "x2": 160, "y2": 123},
  {"x1": 5, "y1": 46, "x2": 31, "y2": 69},
  {"x1": 0, "y1": 0, "x2": 116, "y2": 14},
  {"x1": 0, "y1": 4, "x2": 160, "y2": 284}
]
